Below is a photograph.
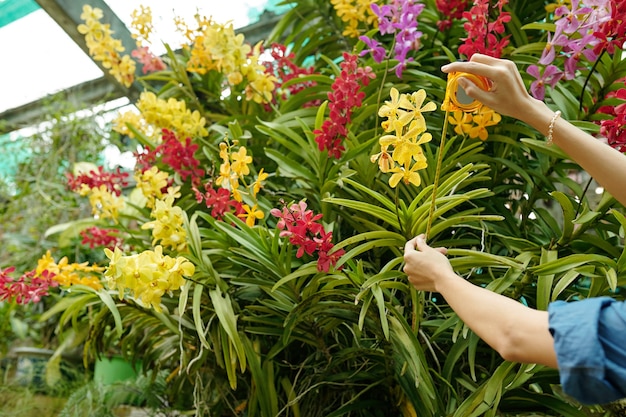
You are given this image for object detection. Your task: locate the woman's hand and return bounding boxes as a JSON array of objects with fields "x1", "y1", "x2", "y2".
[
  {"x1": 441, "y1": 54, "x2": 541, "y2": 122},
  {"x1": 403, "y1": 234, "x2": 453, "y2": 292}
]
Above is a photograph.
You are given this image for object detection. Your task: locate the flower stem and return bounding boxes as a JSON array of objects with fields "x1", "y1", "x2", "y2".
[
  {"x1": 394, "y1": 185, "x2": 404, "y2": 237},
  {"x1": 425, "y1": 111, "x2": 450, "y2": 238},
  {"x1": 579, "y1": 50, "x2": 605, "y2": 118}
]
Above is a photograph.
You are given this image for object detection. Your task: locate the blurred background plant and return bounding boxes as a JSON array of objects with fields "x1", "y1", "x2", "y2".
[{"x1": 1, "y1": 0, "x2": 625, "y2": 416}]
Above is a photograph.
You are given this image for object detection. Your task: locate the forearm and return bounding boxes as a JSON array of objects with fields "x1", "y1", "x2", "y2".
[
  {"x1": 520, "y1": 100, "x2": 626, "y2": 206},
  {"x1": 435, "y1": 271, "x2": 557, "y2": 367}
]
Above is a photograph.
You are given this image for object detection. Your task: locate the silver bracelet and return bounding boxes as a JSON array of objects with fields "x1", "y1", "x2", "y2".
[{"x1": 546, "y1": 110, "x2": 561, "y2": 146}]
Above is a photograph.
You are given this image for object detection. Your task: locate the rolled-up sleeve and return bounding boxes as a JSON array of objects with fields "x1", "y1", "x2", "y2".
[{"x1": 548, "y1": 297, "x2": 626, "y2": 405}]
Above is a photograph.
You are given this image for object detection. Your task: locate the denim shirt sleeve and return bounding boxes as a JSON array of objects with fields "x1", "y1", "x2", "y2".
[{"x1": 548, "y1": 297, "x2": 626, "y2": 405}]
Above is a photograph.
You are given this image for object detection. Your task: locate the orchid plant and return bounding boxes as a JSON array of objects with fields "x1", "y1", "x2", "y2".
[{"x1": 2, "y1": 1, "x2": 626, "y2": 416}]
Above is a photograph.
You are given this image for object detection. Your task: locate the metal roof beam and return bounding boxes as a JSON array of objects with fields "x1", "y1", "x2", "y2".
[
  {"x1": 0, "y1": 9, "x2": 284, "y2": 135},
  {"x1": 33, "y1": 0, "x2": 141, "y2": 97},
  {"x1": 0, "y1": 77, "x2": 122, "y2": 135}
]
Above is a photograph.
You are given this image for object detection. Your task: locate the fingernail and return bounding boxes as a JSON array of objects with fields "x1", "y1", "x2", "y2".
[{"x1": 441, "y1": 64, "x2": 450, "y2": 70}]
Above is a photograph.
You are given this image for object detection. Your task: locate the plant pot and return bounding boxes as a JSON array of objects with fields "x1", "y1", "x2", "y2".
[
  {"x1": 94, "y1": 355, "x2": 142, "y2": 385},
  {"x1": 5, "y1": 347, "x2": 54, "y2": 390}
]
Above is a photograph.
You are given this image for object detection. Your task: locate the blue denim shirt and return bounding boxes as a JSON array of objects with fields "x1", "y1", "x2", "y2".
[{"x1": 548, "y1": 297, "x2": 626, "y2": 405}]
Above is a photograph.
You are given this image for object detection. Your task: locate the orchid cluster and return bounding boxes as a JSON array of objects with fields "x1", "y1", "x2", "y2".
[
  {"x1": 80, "y1": 226, "x2": 123, "y2": 251},
  {"x1": 132, "y1": 167, "x2": 189, "y2": 252},
  {"x1": 260, "y1": 43, "x2": 320, "y2": 107},
  {"x1": 78, "y1": 5, "x2": 165, "y2": 88},
  {"x1": 371, "y1": 88, "x2": 437, "y2": 187},
  {"x1": 66, "y1": 165, "x2": 129, "y2": 195},
  {"x1": 435, "y1": 0, "x2": 470, "y2": 31},
  {"x1": 359, "y1": 0, "x2": 427, "y2": 77},
  {"x1": 331, "y1": 0, "x2": 379, "y2": 38},
  {"x1": 103, "y1": 246, "x2": 195, "y2": 312},
  {"x1": 64, "y1": 158, "x2": 193, "y2": 308},
  {"x1": 195, "y1": 186, "x2": 244, "y2": 221},
  {"x1": 135, "y1": 129, "x2": 205, "y2": 186},
  {"x1": 527, "y1": 0, "x2": 616, "y2": 100},
  {"x1": 447, "y1": 107, "x2": 502, "y2": 141},
  {"x1": 440, "y1": 72, "x2": 501, "y2": 141},
  {"x1": 65, "y1": 161, "x2": 191, "y2": 309},
  {"x1": 195, "y1": 138, "x2": 269, "y2": 227},
  {"x1": 598, "y1": 86, "x2": 626, "y2": 151},
  {"x1": 66, "y1": 165, "x2": 129, "y2": 221},
  {"x1": 458, "y1": 0, "x2": 511, "y2": 58},
  {"x1": 314, "y1": 53, "x2": 375, "y2": 159},
  {"x1": 133, "y1": 166, "x2": 172, "y2": 209},
  {"x1": 270, "y1": 201, "x2": 345, "y2": 272},
  {"x1": 0, "y1": 252, "x2": 105, "y2": 305},
  {"x1": 525, "y1": 0, "x2": 626, "y2": 147},
  {"x1": 178, "y1": 15, "x2": 277, "y2": 104},
  {"x1": 78, "y1": 5, "x2": 136, "y2": 88},
  {"x1": 0, "y1": 267, "x2": 57, "y2": 305},
  {"x1": 114, "y1": 92, "x2": 209, "y2": 143},
  {"x1": 36, "y1": 252, "x2": 104, "y2": 289},
  {"x1": 129, "y1": 5, "x2": 166, "y2": 74},
  {"x1": 141, "y1": 190, "x2": 188, "y2": 253}
]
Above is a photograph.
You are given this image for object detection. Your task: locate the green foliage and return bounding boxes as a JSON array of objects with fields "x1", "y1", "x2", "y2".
[
  {"x1": 14, "y1": 0, "x2": 626, "y2": 416},
  {"x1": 0, "y1": 385, "x2": 66, "y2": 417},
  {"x1": 0, "y1": 95, "x2": 118, "y2": 271},
  {"x1": 58, "y1": 373, "x2": 174, "y2": 417}
]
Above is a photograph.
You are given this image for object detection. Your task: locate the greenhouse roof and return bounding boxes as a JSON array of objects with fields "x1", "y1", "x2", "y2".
[{"x1": 0, "y1": 0, "x2": 285, "y2": 132}]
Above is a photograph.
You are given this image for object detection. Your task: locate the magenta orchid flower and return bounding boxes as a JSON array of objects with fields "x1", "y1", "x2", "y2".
[
  {"x1": 527, "y1": 64, "x2": 563, "y2": 100},
  {"x1": 555, "y1": 0, "x2": 594, "y2": 35}
]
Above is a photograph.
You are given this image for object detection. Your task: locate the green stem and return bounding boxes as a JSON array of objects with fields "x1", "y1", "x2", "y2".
[
  {"x1": 394, "y1": 186, "x2": 404, "y2": 237},
  {"x1": 578, "y1": 50, "x2": 605, "y2": 118},
  {"x1": 425, "y1": 111, "x2": 450, "y2": 238},
  {"x1": 411, "y1": 287, "x2": 423, "y2": 334},
  {"x1": 374, "y1": 58, "x2": 392, "y2": 138},
  {"x1": 574, "y1": 176, "x2": 593, "y2": 219}
]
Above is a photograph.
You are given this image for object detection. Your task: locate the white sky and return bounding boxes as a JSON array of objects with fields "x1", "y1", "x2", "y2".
[{"x1": 0, "y1": 0, "x2": 270, "y2": 113}]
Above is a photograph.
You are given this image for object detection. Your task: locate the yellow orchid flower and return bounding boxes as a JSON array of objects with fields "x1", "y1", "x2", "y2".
[
  {"x1": 388, "y1": 156, "x2": 428, "y2": 188},
  {"x1": 239, "y1": 204, "x2": 264, "y2": 226}
]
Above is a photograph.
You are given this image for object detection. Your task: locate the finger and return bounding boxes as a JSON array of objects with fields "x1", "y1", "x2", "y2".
[
  {"x1": 414, "y1": 234, "x2": 430, "y2": 251},
  {"x1": 435, "y1": 247, "x2": 448, "y2": 255},
  {"x1": 469, "y1": 53, "x2": 500, "y2": 65},
  {"x1": 457, "y1": 78, "x2": 491, "y2": 103},
  {"x1": 441, "y1": 61, "x2": 498, "y2": 81},
  {"x1": 404, "y1": 237, "x2": 418, "y2": 254}
]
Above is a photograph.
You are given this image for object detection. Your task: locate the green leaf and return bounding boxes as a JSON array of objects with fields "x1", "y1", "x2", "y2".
[
  {"x1": 271, "y1": 264, "x2": 319, "y2": 291},
  {"x1": 45, "y1": 218, "x2": 102, "y2": 247},
  {"x1": 552, "y1": 267, "x2": 591, "y2": 300},
  {"x1": 551, "y1": 191, "x2": 575, "y2": 244},
  {"x1": 192, "y1": 283, "x2": 212, "y2": 350},
  {"x1": 209, "y1": 286, "x2": 246, "y2": 373},
  {"x1": 371, "y1": 283, "x2": 389, "y2": 340},
  {"x1": 520, "y1": 138, "x2": 568, "y2": 159},
  {"x1": 447, "y1": 249, "x2": 524, "y2": 270},
  {"x1": 388, "y1": 314, "x2": 438, "y2": 415},
  {"x1": 325, "y1": 198, "x2": 400, "y2": 229},
  {"x1": 242, "y1": 336, "x2": 279, "y2": 417},
  {"x1": 339, "y1": 177, "x2": 398, "y2": 211},
  {"x1": 520, "y1": 22, "x2": 557, "y2": 32},
  {"x1": 265, "y1": 148, "x2": 317, "y2": 182},
  {"x1": 530, "y1": 254, "x2": 617, "y2": 275},
  {"x1": 315, "y1": 100, "x2": 329, "y2": 130},
  {"x1": 537, "y1": 249, "x2": 558, "y2": 311},
  {"x1": 549, "y1": 84, "x2": 580, "y2": 120},
  {"x1": 611, "y1": 209, "x2": 626, "y2": 274}
]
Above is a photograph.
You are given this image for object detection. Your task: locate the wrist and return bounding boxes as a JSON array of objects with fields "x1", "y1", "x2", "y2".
[
  {"x1": 519, "y1": 98, "x2": 553, "y2": 135},
  {"x1": 433, "y1": 268, "x2": 463, "y2": 294}
]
